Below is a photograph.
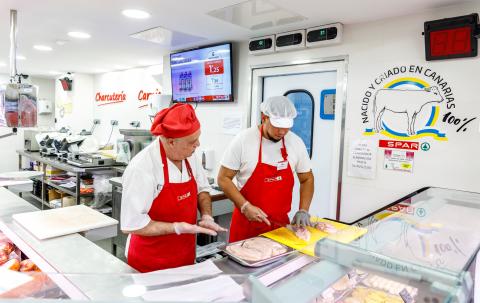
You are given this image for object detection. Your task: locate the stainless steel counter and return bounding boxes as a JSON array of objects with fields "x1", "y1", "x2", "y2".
[
  {"x1": 0, "y1": 185, "x2": 312, "y2": 301},
  {"x1": 0, "y1": 187, "x2": 136, "y2": 300}
]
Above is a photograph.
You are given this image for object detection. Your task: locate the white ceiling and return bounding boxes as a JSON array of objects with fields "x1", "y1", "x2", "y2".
[{"x1": 0, "y1": 0, "x2": 474, "y2": 78}]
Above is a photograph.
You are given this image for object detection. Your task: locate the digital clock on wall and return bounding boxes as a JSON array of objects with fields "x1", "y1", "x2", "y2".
[{"x1": 424, "y1": 13, "x2": 479, "y2": 61}]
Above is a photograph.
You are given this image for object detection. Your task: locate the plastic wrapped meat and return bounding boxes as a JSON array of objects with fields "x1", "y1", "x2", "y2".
[
  {"x1": 286, "y1": 225, "x2": 311, "y2": 242},
  {"x1": 0, "y1": 241, "x2": 15, "y2": 254},
  {"x1": 19, "y1": 259, "x2": 40, "y2": 272},
  {"x1": 226, "y1": 237, "x2": 287, "y2": 262},
  {"x1": 362, "y1": 275, "x2": 417, "y2": 297},
  {"x1": 4, "y1": 84, "x2": 19, "y2": 127},
  {"x1": 2, "y1": 84, "x2": 37, "y2": 127},
  {"x1": 343, "y1": 287, "x2": 405, "y2": 303},
  {"x1": 19, "y1": 94, "x2": 37, "y2": 127},
  {"x1": 2, "y1": 258, "x2": 20, "y2": 271}
]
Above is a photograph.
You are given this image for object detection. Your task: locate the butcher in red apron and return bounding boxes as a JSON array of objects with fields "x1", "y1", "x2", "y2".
[
  {"x1": 122, "y1": 103, "x2": 226, "y2": 272},
  {"x1": 218, "y1": 96, "x2": 315, "y2": 242}
]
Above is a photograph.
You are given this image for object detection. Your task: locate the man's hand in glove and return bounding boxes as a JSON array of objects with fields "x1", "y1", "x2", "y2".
[
  {"x1": 172, "y1": 222, "x2": 218, "y2": 236},
  {"x1": 198, "y1": 214, "x2": 228, "y2": 232},
  {"x1": 241, "y1": 202, "x2": 271, "y2": 226},
  {"x1": 292, "y1": 210, "x2": 313, "y2": 227}
]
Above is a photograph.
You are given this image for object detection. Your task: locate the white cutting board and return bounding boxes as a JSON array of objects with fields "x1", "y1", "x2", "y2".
[
  {"x1": 12, "y1": 205, "x2": 118, "y2": 240},
  {"x1": 0, "y1": 171, "x2": 43, "y2": 180}
]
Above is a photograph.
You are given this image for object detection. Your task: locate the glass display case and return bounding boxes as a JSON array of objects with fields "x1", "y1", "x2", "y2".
[
  {"x1": 248, "y1": 187, "x2": 480, "y2": 303},
  {"x1": 0, "y1": 187, "x2": 478, "y2": 302},
  {"x1": 0, "y1": 222, "x2": 87, "y2": 299}
]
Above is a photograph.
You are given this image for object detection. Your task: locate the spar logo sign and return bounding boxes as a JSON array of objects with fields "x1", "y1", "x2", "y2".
[{"x1": 361, "y1": 65, "x2": 476, "y2": 141}]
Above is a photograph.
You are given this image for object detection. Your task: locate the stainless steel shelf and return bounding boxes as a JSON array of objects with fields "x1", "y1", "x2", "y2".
[
  {"x1": 43, "y1": 180, "x2": 76, "y2": 196},
  {"x1": 31, "y1": 176, "x2": 93, "y2": 198},
  {"x1": 18, "y1": 150, "x2": 120, "y2": 206},
  {"x1": 23, "y1": 192, "x2": 52, "y2": 209},
  {"x1": 17, "y1": 150, "x2": 125, "y2": 173}
]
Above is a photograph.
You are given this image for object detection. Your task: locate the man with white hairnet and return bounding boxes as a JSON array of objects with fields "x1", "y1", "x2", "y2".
[{"x1": 218, "y1": 96, "x2": 314, "y2": 242}]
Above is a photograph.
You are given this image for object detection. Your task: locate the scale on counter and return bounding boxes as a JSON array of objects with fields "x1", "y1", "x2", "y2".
[{"x1": 67, "y1": 153, "x2": 116, "y2": 167}]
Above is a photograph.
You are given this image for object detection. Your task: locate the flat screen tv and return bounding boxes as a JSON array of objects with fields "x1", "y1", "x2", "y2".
[{"x1": 170, "y1": 43, "x2": 233, "y2": 102}]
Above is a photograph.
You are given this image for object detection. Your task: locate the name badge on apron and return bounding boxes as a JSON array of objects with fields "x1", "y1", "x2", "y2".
[{"x1": 277, "y1": 160, "x2": 288, "y2": 171}]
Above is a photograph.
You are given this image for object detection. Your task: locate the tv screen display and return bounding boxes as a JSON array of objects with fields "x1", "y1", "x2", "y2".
[{"x1": 170, "y1": 43, "x2": 233, "y2": 102}]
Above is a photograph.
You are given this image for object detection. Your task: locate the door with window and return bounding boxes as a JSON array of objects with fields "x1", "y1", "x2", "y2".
[{"x1": 250, "y1": 60, "x2": 346, "y2": 219}]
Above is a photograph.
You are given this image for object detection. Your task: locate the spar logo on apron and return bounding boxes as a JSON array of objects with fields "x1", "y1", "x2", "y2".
[
  {"x1": 264, "y1": 176, "x2": 283, "y2": 183},
  {"x1": 177, "y1": 191, "x2": 191, "y2": 201}
]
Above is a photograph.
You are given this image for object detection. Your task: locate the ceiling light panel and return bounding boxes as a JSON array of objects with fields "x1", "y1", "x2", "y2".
[
  {"x1": 34, "y1": 45, "x2": 53, "y2": 51},
  {"x1": 68, "y1": 31, "x2": 91, "y2": 39},
  {"x1": 207, "y1": 0, "x2": 307, "y2": 30},
  {"x1": 122, "y1": 9, "x2": 151, "y2": 19},
  {"x1": 56, "y1": 40, "x2": 69, "y2": 46},
  {"x1": 130, "y1": 26, "x2": 205, "y2": 47}
]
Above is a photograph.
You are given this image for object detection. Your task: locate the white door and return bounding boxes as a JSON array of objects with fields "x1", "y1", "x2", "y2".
[{"x1": 250, "y1": 60, "x2": 347, "y2": 220}]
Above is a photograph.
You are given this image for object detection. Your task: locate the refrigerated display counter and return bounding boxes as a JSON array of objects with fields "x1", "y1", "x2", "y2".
[
  {"x1": 246, "y1": 187, "x2": 480, "y2": 303},
  {"x1": 0, "y1": 187, "x2": 478, "y2": 302}
]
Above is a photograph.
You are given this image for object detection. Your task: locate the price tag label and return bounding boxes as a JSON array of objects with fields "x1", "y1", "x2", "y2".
[{"x1": 204, "y1": 59, "x2": 224, "y2": 75}]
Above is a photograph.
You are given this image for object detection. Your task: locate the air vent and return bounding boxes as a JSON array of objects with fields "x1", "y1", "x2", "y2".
[
  {"x1": 275, "y1": 29, "x2": 305, "y2": 52},
  {"x1": 249, "y1": 35, "x2": 275, "y2": 55}
]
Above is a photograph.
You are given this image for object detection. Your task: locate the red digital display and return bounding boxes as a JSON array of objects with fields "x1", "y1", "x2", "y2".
[
  {"x1": 429, "y1": 26, "x2": 472, "y2": 57},
  {"x1": 424, "y1": 14, "x2": 478, "y2": 61}
]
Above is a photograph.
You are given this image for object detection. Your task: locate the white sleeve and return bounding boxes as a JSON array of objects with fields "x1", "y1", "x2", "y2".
[
  {"x1": 120, "y1": 166, "x2": 155, "y2": 231},
  {"x1": 220, "y1": 133, "x2": 243, "y2": 170},
  {"x1": 294, "y1": 138, "x2": 312, "y2": 173},
  {"x1": 192, "y1": 153, "x2": 212, "y2": 194}
]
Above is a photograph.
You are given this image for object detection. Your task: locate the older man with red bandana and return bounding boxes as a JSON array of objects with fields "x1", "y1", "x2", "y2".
[{"x1": 121, "y1": 103, "x2": 226, "y2": 272}]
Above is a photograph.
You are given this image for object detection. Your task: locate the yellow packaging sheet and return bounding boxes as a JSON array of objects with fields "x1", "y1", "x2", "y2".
[{"x1": 261, "y1": 217, "x2": 367, "y2": 256}]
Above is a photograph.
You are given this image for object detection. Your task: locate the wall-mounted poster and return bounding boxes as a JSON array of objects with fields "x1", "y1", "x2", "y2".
[{"x1": 348, "y1": 139, "x2": 377, "y2": 179}]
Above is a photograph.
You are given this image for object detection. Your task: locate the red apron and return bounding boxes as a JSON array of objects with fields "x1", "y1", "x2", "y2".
[
  {"x1": 229, "y1": 125, "x2": 294, "y2": 242},
  {"x1": 128, "y1": 140, "x2": 198, "y2": 272}
]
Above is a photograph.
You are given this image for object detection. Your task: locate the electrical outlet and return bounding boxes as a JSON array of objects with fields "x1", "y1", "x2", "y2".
[
  {"x1": 93, "y1": 119, "x2": 101, "y2": 125},
  {"x1": 111, "y1": 120, "x2": 118, "y2": 126},
  {"x1": 130, "y1": 121, "x2": 140, "y2": 128}
]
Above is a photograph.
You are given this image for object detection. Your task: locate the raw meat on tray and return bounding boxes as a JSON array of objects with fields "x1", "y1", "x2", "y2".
[{"x1": 226, "y1": 237, "x2": 287, "y2": 262}]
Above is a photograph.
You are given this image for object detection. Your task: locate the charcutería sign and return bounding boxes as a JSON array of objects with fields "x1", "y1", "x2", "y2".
[{"x1": 95, "y1": 91, "x2": 126, "y2": 106}]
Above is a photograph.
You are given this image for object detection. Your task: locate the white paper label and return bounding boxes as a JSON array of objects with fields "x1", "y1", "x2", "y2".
[{"x1": 347, "y1": 139, "x2": 377, "y2": 179}]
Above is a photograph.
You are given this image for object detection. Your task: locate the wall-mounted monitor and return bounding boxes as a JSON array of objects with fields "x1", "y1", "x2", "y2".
[{"x1": 170, "y1": 42, "x2": 233, "y2": 102}]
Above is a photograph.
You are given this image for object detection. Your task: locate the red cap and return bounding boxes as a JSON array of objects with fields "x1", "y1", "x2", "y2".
[{"x1": 150, "y1": 103, "x2": 200, "y2": 138}]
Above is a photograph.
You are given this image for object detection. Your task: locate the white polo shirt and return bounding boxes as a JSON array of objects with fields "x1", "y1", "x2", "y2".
[
  {"x1": 221, "y1": 126, "x2": 312, "y2": 190},
  {"x1": 120, "y1": 138, "x2": 211, "y2": 232}
]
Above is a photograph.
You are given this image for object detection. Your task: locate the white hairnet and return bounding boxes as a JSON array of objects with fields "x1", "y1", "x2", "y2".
[{"x1": 260, "y1": 96, "x2": 297, "y2": 128}]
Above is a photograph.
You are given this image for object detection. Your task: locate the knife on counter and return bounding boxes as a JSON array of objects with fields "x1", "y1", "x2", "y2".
[{"x1": 267, "y1": 218, "x2": 288, "y2": 228}]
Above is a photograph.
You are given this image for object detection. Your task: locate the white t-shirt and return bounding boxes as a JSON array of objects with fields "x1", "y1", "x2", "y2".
[
  {"x1": 221, "y1": 126, "x2": 312, "y2": 190},
  {"x1": 120, "y1": 138, "x2": 211, "y2": 232}
]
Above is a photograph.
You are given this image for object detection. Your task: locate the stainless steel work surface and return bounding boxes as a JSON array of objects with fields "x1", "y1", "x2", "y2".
[{"x1": 0, "y1": 187, "x2": 136, "y2": 300}]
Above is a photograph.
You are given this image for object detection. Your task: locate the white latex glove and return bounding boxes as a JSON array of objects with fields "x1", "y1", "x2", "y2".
[
  {"x1": 242, "y1": 202, "x2": 271, "y2": 226},
  {"x1": 198, "y1": 214, "x2": 228, "y2": 232},
  {"x1": 173, "y1": 222, "x2": 217, "y2": 236}
]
